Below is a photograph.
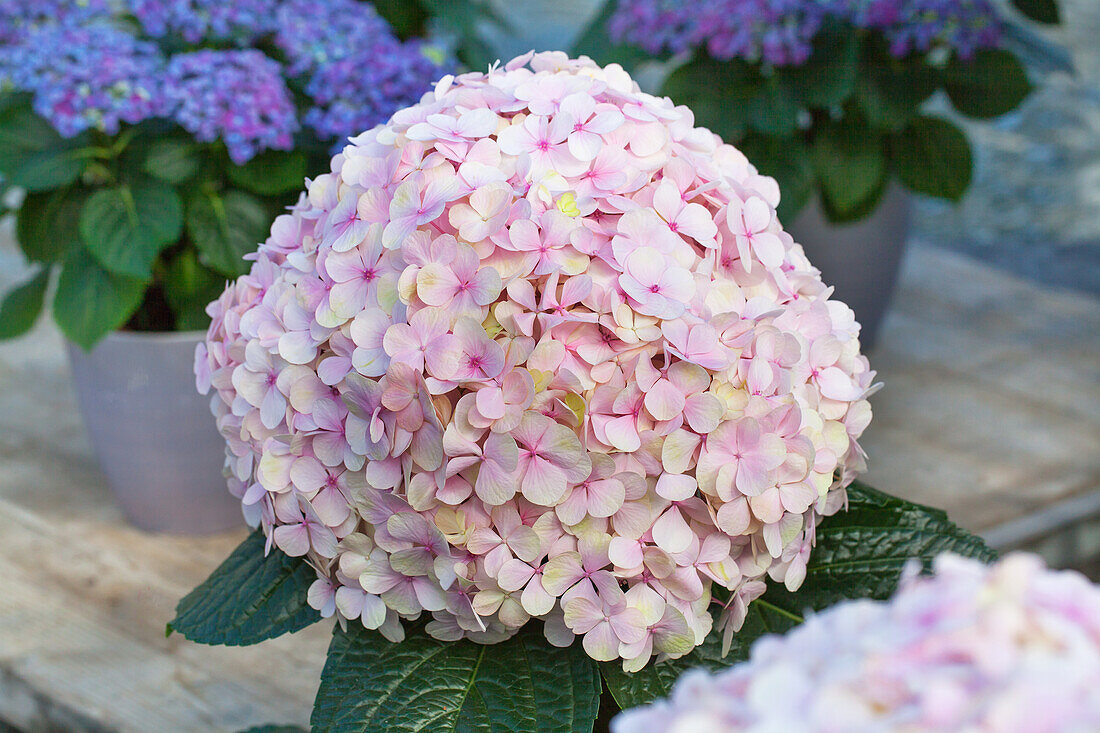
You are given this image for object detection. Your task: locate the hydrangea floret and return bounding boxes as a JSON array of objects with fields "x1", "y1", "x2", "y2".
[
  {"x1": 198, "y1": 51, "x2": 877, "y2": 668},
  {"x1": 614, "y1": 553, "x2": 1100, "y2": 730}
]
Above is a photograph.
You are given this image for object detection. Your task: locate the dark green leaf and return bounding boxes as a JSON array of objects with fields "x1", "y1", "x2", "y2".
[
  {"x1": 748, "y1": 76, "x2": 800, "y2": 136},
  {"x1": 601, "y1": 481, "x2": 994, "y2": 709},
  {"x1": 372, "y1": 0, "x2": 428, "y2": 38},
  {"x1": 163, "y1": 250, "x2": 225, "y2": 331},
  {"x1": 1011, "y1": 0, "x2": 1059, "y2": 24},
  {"x1": 0, "y1": 268, "x2": 51, "y2": 339},
  {"x1": 16, "y1": 187, "x2": 89, "y2": 263},
  {"x1": 944, "y1": 48, "x2": 1032, "y2": 119},
  {"x1": 312, "y1": 622, "x2": 600, "y2": 733},
  {"x1": 79, "y1": 181, "x2": 183, "y2": 278},
  {"x1": 761, "y1": 482, "x2": 996, "y2": 615},
  {"x1": 0, "y1": 104, "x2": 84, "y2": 191},
  {"x1": 810, "y1": 116, "x2": 887, "y2": 219},
  {"x1": 890, "y1": 115, "x2": 973, "y2": 201},
  {"x1": 600, "y1": 600, "x2": 797, "y2": 711},
  {"x1": 662, "y1": 58, "x2": 760, "y2": 141},
  {"x1": 170, "y1": 529, "x2": 319, "y2": 646},
  {"x1": 780, "y1": 28, "x2": 859, "y2": 108},
  {"x1": 53, "y1": 247, "x2": 146, "y2": 349},
  {"x1": 855, "y1": 55, "x2": 936, "y2": 131},
  {"x1": 228, "y1": 149, "x2": 308, "y2": 196},
  {"x1": 143, "y1": 139, "x2": 201, "y2": 184},
  {"x1": 236, "y1": 726, "x2": 308, "y2": 733},
  {"x1": 569, "y1": 0, "x2": 653, "y2": 71},
  {"x1": 186, "y1": 189, "x2": 271, "y2": 278},
  {"x1": 739, "y1": 134, "x2": 813, "y2": 221},
  {"x1": 419, "y1": 0, "x2": 510, "y2": 71}
]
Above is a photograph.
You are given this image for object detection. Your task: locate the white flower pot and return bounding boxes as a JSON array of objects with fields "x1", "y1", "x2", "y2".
[
  {"x1": 66, "y1": 330, "x2": 241, "y2": 534},
  {"x1": 786, "y1": 184, "x2": 911, "y2": 349}
]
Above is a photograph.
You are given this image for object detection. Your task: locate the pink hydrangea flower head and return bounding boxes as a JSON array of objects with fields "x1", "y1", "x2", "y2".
[
  {"x1": 199, "y1": 52, "x2": 877, "y2": 665},
  {"x1": 614, "y1": 554, "x2": 1100, "y2": 731}
]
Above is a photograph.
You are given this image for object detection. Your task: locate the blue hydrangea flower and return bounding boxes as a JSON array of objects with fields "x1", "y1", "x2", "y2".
[
  {"x1": 3, "y1": 22, "x2": 167, "y2": 137},
  {"x1": 609, "y1": 0, "x2": 1001, "y2": 64},
  {"x1": 274, "y1": 0, "x2": 395, "y2": 76},
  {"x1": 302, "y1": 38, "x2": 446, "y2": 144},
  {"x1": 0, "y1": 0, "x2": 109, "y2": 44},
  {"x1": 164, "y1": 49, "x2": 298, "y2": 164},
  {"x1": 125, "y1": 0, "x2": 279, "y2": 44}
]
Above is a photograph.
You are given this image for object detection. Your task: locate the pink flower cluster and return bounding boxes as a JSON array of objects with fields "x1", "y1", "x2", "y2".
[
  {"x1": 614, "y1": 553, "x2": 1100, "y2": 730},
  {"x1": 196, "y1": 52, "x2": 876, "y2": 667}
]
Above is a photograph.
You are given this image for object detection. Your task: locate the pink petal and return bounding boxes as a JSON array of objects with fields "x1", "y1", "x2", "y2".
[
  {"x1": 652, "y1": 507, "x2": 693, "y2": 554},
  {"x1": 603, "y1": 414, "x2": 641, "y2": 452},
  {"x1": 655, "y1": 473, "x2": 697, "y2": 502},
  {"x1": 497, "y1": 559, "x2": 536, "y2": 592},
  {"x1": 519, "y1": 455, "x2": 568, "y2": 506},
  {"x1": 644, "y1": 378, "x2": 687, "y2": 421}
]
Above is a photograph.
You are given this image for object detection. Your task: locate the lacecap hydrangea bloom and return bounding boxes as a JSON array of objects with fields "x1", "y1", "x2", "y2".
[
  {"x1": 196, "y1": 51, "x2": 877, "y2": 668},
  {"x1": 614, "y1": 553, "x2": 1100, "y2": 731}
]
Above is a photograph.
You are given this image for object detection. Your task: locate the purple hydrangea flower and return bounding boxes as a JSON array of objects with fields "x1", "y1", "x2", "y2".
[
  {"x1": 164, "y1": 49, "x2": 298, "y2": 164},
  {"x1": 871, "y1": 0, "x2": 1002, "y2": 59},
  {"x1": 609, "y1": 0, "x2": 1001, "y2": 64},
  {"x1": 3, "y1": 22, "x2": 167, "y2": 137},
  {"x1": 274, "y1": 0, "x2": 395, "y2": 77},
  {"x1": 606, "y1": 0, "x2": 700, "y2": 56},
  {"x1": 302, "y1": 40, "x2": 446, "y2": 144},
  {"x1": 0, "y1": 0, "x2": 109, "y2": 44},
  {"x1": 126, "y1": 0, "x2": 279, "y2": 44}
]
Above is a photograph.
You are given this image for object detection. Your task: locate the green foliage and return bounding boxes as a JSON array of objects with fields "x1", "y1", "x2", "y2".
[
  {"x1": 236, "y1": 727, "x2": 307, "y2": 733},
  {"x1": 1011, "y1": 0, "x2": 1059, "y2": 24},
  {"x1": 186, "y1": 188, "x2": 272, "y2": 278},
  {"x1": 312, "y1": 622, "x2": 601, "y2": 733},
  {"x1": 0, "y1": 268, "x2": 51, "y2": 339},
  {"x1": 779, "y1": 27, "x2": 859, "y2": 109},
  {"x1": 53, "y1": 247, "x2": 147, "y2": 350},
  {"x1": 418, "y1": 0, "x2": 509, "y2": 72},
  {"x1": 227, "y1": 150, "x2": 308, "y2": 196},
  {"x1": 662, "y1": 58, "x2": 759, "y2": 140},
  {"x1": 169, "y1": 529, "x2": 320, "y2": 646},
  {"x1": 739, "y1": 133, "x2": 813, "y2": 221},
  {"x1": 0, "y1": 104, "x2": 85, "y2": 191},
  {"x1": 16, "y1": 187, "x2": 89, "y2": 264},
  {"x1": 854, "y1": 45, "x2": 937, "y2": 131},
  {"x1": 163, "y1": 250, "x2": 225, "y2": 330},
  {"x1": 599, "y1": 481, "x2": 994, "y2": 710},
  {"x1": 943, "y1": 49, "x2": 1033, "y2": 119},
  {"x1": 810, "y1": 116, "x2": 887, "y2": 221},
  {"x1": 143, "y1": 138, "x2": 202, "y2": 184},
  {"x1": 0, "y1": 97, "x2": 299, "y2": 346},
  {"x1": 890, "y1": 116, "x2": 973, "y2": 201},
  {"x1": 79, "y1": 180, "x2": 183, "y2": 278},
  {"x1": 570, "y1": 0, "x2": 653, "y2": 71}
]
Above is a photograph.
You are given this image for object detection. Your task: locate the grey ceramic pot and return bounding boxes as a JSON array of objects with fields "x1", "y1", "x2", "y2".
[
  {"x1": 66, "y1": 330, "x2": 242, "y2": 534},
  {"x1": 785, "y1": 185, "x2": 911, "y2": 349}
]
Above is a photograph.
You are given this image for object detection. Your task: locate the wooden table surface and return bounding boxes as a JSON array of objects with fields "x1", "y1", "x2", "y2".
[{"x1": 1, "y1": 235, "x2": 1098, "y2": 732}]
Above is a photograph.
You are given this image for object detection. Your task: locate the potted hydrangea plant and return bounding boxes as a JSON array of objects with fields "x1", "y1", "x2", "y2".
[
  {"x1": 169, "y1": 52, "x2": 994, "y2": 731},
  {"x1": 0, "y1": 0, "x2": 448, "y2": 532},
  {"x1": 568, "y1": 0, "x2": 1062, "y2": 345}
]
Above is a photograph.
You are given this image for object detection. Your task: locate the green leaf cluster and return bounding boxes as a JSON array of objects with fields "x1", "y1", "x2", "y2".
[
  {"x1": 654, "y1": 22, "x2": 1039, "y2": 223},
  {"x1": 171, "y1": 482, "x2": 993, "y2": 731},
  {"x1": 0, "y1": 102, "x2": 314, "y2": 348}
]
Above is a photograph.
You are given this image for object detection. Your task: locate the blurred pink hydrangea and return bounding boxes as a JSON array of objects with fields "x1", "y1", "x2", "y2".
[
  {"x1": 614, "y1": 553, "x2": 1100, "y2": 730},
  {"x1": 196, "y1": 51, "x2": 877, "y2": 668}
]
